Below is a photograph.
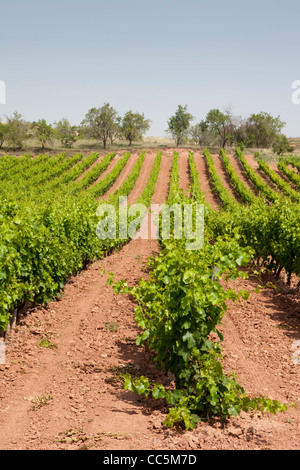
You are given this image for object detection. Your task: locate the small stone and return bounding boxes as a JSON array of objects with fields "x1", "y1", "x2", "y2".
[{"x1": 229, "y1": 427, "x2": 243, "y2": 437}]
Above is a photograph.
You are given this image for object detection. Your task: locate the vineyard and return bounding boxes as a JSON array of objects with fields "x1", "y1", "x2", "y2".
[{"x1": 0, "y1": 148, "x2": 299, "y2": 450}]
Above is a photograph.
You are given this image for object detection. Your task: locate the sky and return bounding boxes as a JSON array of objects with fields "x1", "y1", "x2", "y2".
[{"x1": 0, "y1": 0, "x2": 300, "y2": 137}]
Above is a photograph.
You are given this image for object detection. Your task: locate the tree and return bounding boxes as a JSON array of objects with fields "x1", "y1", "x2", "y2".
[
  {"x1": 5, "y1": 112, "x2": 29, "y2": 150},
  {"x1": 231, "y1": 118, "x2": 249, "y2": 148},
  {"x1": 189, "y1": 120, "x2": 215, "y2": 147},
  {"x1": 272, "y1": 134, "x2": 294, "y2": 155},
  {"x1": 31, "y1": 119, "x2": 54, "y2": 149},
  {"x1": 81, "y1": 103, "x2": 120, "y2": 149},
  {"x1": 109, "y1": 115, "x2": 122, "y2": 145},
  {"x1": 244, "y1": 112, "x2": 286, "y2": 149},
  {"x1": 121, "y1": 111, "x2": 151, "y2": 146},
  {"x1": 0, "y1": 120, "x2": 7, "y2": 149},
  {"x1": 167, "y1": 105, "x2": 194, "y2": 146},
  {"x1": 205, "y1": 108, "x2": 236, "y2": 148},
  {"x1": 54, "y1": 118, "x2": 77, "y2": 148}
]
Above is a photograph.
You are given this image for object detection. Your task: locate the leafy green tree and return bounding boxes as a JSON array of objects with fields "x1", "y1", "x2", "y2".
[
  {"x1": 245, "y1": 112, "x2": 286, "y2": 149},
  {"x1": 0, "y1": 120, "x2": 7, "y2": 148},
  {"x1": 205, "y1": 108, "x2": 236, "y2": 148},
  {"x1": 231, "y1": 118, "x2": 249, "y2": 148},
  {"x1": 189, "y1": 120, "x2": 215, "y2": 147},
  {"x1": 121, "y1": 111, "x2": 151, "y2": 146},
  {"x1": 54, "y1": 118, "x2": 77, "y2": 148},
  {"x1": 5, "y1": 112, "x2": 29, "y2": 150},
  {"x1": 109, "y1": 115, "x2": 122, "y2": 145},
  {"x1": 31, "y1": 119, "x2": 54, "y2": 149},
  {"x1": 81, "y1": 103, "x2": 120, "y2": 149},
  {"x1": 167, "y1": 105, "x2": 194, "y2": 146},
  {"x1": 272, "y1": 134, "x2": 294, "y2": 155}
]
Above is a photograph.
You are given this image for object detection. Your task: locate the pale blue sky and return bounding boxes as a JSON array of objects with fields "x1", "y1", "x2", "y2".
[{"x1": 1, "y1": 0, "x2": 300, "y2": 136}]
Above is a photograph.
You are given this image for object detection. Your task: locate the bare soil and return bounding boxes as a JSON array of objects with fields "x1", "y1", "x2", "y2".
[
  {"x1": 0, "y1": 150, "x2": 299, "y2": 451},
  {"x1": 91, "y1": 152, "x2": 124, "y2": 187},
  {"x1": 211, "y1": 153, "x2": 242, "y2": 204},
  {"x1": 102, "y1": 151, "x2": 140, "y2": 200},
  {"x1": 193, "y1": 151, "x2": 220, "y2": 210},
  {"x1": 75, "y1": 153, "x2": 105, "y2": 182},
  {"x1": 177, "y1": 150, "x2": 192, "y2": 195},
  {"x1": 226, "y1": 153, "x2": 259, "y2": 196}
]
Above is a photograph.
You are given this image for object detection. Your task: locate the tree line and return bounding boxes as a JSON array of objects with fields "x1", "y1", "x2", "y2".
[
  {"x1": 168, "y1": 105, "x2": 293, "y2": 155},
  {"x1": 0, "y1": 105, "x2": 151, "y2": 151},
  {"x1": 0, "y1": 103, "x2": 293, "y2": 155}
]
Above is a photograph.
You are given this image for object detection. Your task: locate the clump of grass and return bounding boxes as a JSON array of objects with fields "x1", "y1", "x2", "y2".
[
  {"x1": 57, "y1": 428, "x2": 129, "y2": 445},
  {"x1": 40, "y1": 337, "x2": 57, "y2": 349},
  {"x1": 104, "y1": 321, "x2": 119, "y2": 333},
  {"x1": 31, "y1": 394, "x2": 53, "y2": 410}
]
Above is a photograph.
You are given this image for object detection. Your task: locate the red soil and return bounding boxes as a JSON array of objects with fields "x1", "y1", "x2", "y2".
[{"x1": 0, "y1": 149, "x2": 299, "y2": 451}]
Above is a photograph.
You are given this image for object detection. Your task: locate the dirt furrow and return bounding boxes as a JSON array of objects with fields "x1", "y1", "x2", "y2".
[
  {"x1": 243, "y1": 154, "x2": 259, "y2": 170},
  {"x1": 177, "y1": 150, "x2": 192, "y2": 196},
  {"x1": 256, "y1": 168, "x2": 285, "y2": 195},
  {"x1": 90, "y1": 152, "x2": 123, "y2": 187},
  {"x1": 212, "y1": 154, "x2": 243, "y2": 203},
  {"x1": 227, "y1": 153, "x2": 259, "y2": 196},
  {"x1": 133, "y1": 150, "x2": 173, "y2": 241},
  {"x1": 220, "y1": 271, "x2": 300, "y2": 446},
  {"x1": 274, "y1": 168, "x2": 300, "y2": 192},
  {"x1": 102, "y1": 151, "x2": 140, "y2": 200},
  {"x1": 127, "y1": 151, "x2": 156, "y2": 205},
  {"x1": 192, "y1": 151, "x2": 221, "y2": 210},
  {"x1": 74, "y1": 153, "x2": 104, "y2": 182},
  {"x1": 233, "y1": 155, "x2": 283, "y2": 198},
  {"x1": 151, "y1": 153, "x2": 172, "y2": 205}
]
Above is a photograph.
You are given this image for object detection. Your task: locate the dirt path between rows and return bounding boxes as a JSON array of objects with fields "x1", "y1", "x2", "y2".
[
  {"x1": 177, "y1": 150, "x2": 192, "y2": 196},
  {"x1": 192, "y1": 151, "x2": 220, "y2": 210},
  {"x1": 0, "y1": 150, "x2": 299, "y2": 451},
  {"x1": 227, "y1": 154, "x2": 259, "y2": 196},
  {"x1": 102, "y1": 151, "x2": 140, "y2": 200},
  {"x1": 220, "y1": 271, "x2": 300, "y2": 449},
  {"x1": 75, "y1": 153, "x2": 104, "y2": 182},
  {"x1": 90, "y1": 152, "x2": 123, "y2": 187},
  {"x1": 212, "y1": 154, "x2": 242, "y2": 204},
  {"x1": 127, "y1": 151, "x2": 156, "y2": 206},
  {"x1": 274, "y1": 167, "x2": 300, "y2": 192}
]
